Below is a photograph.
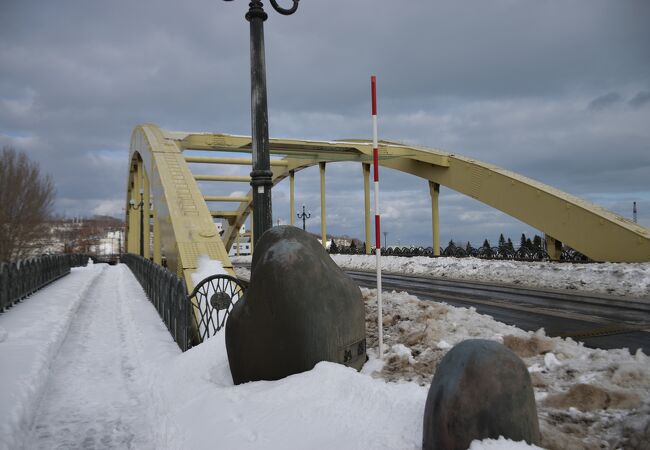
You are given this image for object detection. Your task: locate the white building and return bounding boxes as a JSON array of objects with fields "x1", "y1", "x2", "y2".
[
  {"x1": 92, "y1": 230, "x2": 124, "y2": 255},
  {"x1": 225, "y1": 223, "x2": 250, "y2": 256}
]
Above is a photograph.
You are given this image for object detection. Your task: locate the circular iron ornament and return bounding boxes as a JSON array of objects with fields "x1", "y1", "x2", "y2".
[
  {"x1": 188, "y1": 274, "x2": 248, "y2": 342},
  {"x1": 210, "y1": 291, "x2": 232, "y2": 310}
]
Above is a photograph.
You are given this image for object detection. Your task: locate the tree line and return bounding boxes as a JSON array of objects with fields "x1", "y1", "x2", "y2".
[
  {"x1": 0, "y1": 146, "x2": 55, "y2": 262},
  {"x1": 0, "y1": 145, "x2": 124, "y2": 262}
]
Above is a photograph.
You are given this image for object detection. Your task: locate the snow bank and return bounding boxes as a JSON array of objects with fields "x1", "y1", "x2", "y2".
[
  {"x1": 0, "y1": 264, "x2": 105, "y2": 450},
  {"x1": 357, "y1": 287, "x2": 650, "y2": 450},
  {"x1": 178, "y1": 262, "x2": 650, "y2": 449},
  {"x1": 336, "y1": 255, "x2": 650, "y2": 298},
  {"x1": 119, "y1": 266, "x2": 428, "y2": 449},
  {"x1": 232, "y1": 254, "x2": 650, "y2": 298},
  {"x1": 231, "y1": 256, "x2": 650, "y2": 448}
]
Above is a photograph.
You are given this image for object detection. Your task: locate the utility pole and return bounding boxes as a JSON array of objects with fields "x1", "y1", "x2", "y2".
[
  {"x1": 633, "y1": 201, "x2": 637, "y2": 223},
  {"x1": 383, "y1": 231, "x2": 388, "y2": 249}
]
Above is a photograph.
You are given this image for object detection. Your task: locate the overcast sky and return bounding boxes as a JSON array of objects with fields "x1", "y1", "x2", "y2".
[{"x1": 1, "y1": 0, "x2": 649, "y2": 247}]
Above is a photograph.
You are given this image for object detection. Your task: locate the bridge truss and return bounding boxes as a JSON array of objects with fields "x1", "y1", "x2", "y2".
[{"x1": 126, "y1": 123, "x2": 650, "y2": 293}]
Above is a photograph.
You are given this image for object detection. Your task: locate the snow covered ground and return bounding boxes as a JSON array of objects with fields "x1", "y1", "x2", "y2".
[
  {"x1": 0, "y1": 262, "x2": 106, "y2": 450},
  {"x1": 311, "y1": 254, "x2": 650, "y2": 299},
  {"x1": 1, "y1": 258, "x2": 648, "y2": 450},
  {"x1": 232, "y1": 255, "x2": 650, "y2": 449}
]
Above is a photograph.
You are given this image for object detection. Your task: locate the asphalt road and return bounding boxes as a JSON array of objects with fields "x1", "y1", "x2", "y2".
[
  {"x1": 347, "y1": 270, "x2": 650, "y2": 354},
  {"x1": 236, "y1": 263, "x2": 650, "y2": 354}
]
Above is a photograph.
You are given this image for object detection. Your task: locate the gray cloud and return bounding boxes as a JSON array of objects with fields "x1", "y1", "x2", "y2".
[
  {"x1": 588, "y1": 92, "x2": 623, "y2": 111},
  {"x1": 1, "y1": 0, "x2": 649, "y2": 246},
  {"x1": 629, "y1": 91, "x2": 650, "y2": 108}
]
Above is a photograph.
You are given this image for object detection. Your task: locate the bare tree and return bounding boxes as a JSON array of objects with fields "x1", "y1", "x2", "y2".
[{"x1": 0, "y1": 146, "x2": 56, "y2": 262}]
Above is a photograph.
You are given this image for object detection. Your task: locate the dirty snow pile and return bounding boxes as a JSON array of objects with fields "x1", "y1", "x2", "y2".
[
  {"x1": 232, "y1": 255, "x2": 650, "y2": 298},
  {"x1": 358, "y1": 287, "x2": 650, "y2": 450}
]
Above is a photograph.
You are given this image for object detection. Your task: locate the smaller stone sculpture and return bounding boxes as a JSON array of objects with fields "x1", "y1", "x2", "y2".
[{"x1": 422, "y1": 339, "x2": 541, "y2": 450}]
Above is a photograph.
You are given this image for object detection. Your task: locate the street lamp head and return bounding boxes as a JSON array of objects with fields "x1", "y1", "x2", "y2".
[
  {"x1": 129, "y1": 199, "x2": 135, "y2": 207},
  {"x1": 222, "y1": 0, "x2": 300, "y2": 16},
  {"x1": 269, "y1": 0, "x2": 299, "y2": 15}
]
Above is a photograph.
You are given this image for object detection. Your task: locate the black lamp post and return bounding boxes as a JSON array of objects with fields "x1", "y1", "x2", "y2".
[
  {"x1": 129, "y1": 189, "x2": 145, "y2": 257},
  {"x1": 297, "y1": 203, "x2": 311, "y2": 231},
  {"x1": 223, "y1": 0, "x2": 300, "y2": 246}
]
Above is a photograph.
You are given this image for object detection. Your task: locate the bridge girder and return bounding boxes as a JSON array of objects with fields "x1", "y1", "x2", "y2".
[{"x1": 128, "y1": 123, "x2": 650, "y2": 284}]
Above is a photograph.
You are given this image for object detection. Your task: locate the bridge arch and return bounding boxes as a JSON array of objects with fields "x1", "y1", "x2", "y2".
[{"x1": 127, "y1": 123, "x2": 650, "y2": 288}]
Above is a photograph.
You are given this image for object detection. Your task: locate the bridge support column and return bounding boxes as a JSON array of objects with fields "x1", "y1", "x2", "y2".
[
  {"x1": 363, "y1": 163, "x2": 372, "y2": 254},
  {"x1": 127, "y1": 162, "x2": 141, "y2": 254},
  {"x1": 545, "y1": 235, "x2": 562, "y2": 261},
  {"x1": 429, "y1": 181, "x2": 440, "y2": 256},
  {"x1": 143, "y1": 170, "x2": 151, "y2": 260},
  {"x1": 153, "y1": 207, "x2": 161, "y2": 265},
  {"x1": 320, "y1": 162, "x2": 327, "y2": 248},
  {"x1": 290, "y1": 170, "x2": 295, "y2": 226}
]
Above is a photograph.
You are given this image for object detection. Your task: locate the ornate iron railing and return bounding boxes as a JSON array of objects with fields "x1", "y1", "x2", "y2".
[
  {"x1": 122, "y1": 254, "x2": 249, "y2": 350},
  {"x1": 188, "y1": 274, "x2": 248, "y2": 343},
  {"x1": 121, "y1": 253, "x2": 192, "y2": 351},
  {"x1": 330, "y1": 243, "x2": 590, "y2": 262},
  {"x1": 0, "y1": 254, "x2": 90, "y2": 313}
]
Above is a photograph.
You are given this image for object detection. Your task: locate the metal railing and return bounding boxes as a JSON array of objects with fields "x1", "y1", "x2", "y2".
[
  {"x1": 0, "y1": 254, "x2": 90, "y2": 313},
  {"x1": 188, "y1": 274, "x2": 248, "y2": 343},
  {"x1": 330, "y1": 243, "x2": 590, "y2": 262},
  {"x1": 121, "y1": 253, "x2": 192, "y2": 351}
]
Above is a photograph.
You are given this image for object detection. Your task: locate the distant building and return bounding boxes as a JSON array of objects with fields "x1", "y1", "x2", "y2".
[
  {"x1": 91, "y1": 230, "x2": 124, "y2": 255},
  {"x1": 229, "y1": 242, "x2": 252, "y2": 256},
  {"x1": 331, "y1": 237, "x2": 352, "y2": 247},
  {"x1": 227, "y1": 223, "x2": 250, "y2": 256}
]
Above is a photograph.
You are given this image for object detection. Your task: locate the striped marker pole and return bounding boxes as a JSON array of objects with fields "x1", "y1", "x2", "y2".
[{"x1": 371, "y1": 75, "x2": 384, "y2": 359}]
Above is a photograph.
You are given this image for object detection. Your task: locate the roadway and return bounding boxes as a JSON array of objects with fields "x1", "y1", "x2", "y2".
[{"x1": 236, "y1": 264, "x2": 650, "y2": 354}]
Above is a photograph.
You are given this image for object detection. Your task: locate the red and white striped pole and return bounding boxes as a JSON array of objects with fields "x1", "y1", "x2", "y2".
[{"x1": 371, "y1": 75, "x2": 384, "y2": 359}]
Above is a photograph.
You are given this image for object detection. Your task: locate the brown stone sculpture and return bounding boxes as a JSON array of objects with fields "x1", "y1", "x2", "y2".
[{"x1": 226, "y1": 226, "x2": 366, "y2": 385}]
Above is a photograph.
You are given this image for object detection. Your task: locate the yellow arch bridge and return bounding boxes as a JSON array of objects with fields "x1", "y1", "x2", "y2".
[{"x1": 126, "y1": 123, "x2": 650, "y2": 292}]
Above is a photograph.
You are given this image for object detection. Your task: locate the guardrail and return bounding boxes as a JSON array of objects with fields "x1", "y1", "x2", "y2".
[
  {"x1": 330, "y1": 244, "x2": 590, "y2": 262},
  {"x1": 121, "y1": 253, "x2": 192, "y2": 351},
  {"x1": 0, "y1": 254, "x2": 90, "y2": 313}
]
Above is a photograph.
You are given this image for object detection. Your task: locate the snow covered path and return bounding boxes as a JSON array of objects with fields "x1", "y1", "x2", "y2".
[{"x1": 26, "y1": 265, "x2": 155, "y2": 450}]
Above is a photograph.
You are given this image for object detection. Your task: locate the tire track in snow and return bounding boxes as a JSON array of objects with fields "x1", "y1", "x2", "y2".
[{"x1": 26, "y1": 266, "x2": 154, "y2": 450}]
